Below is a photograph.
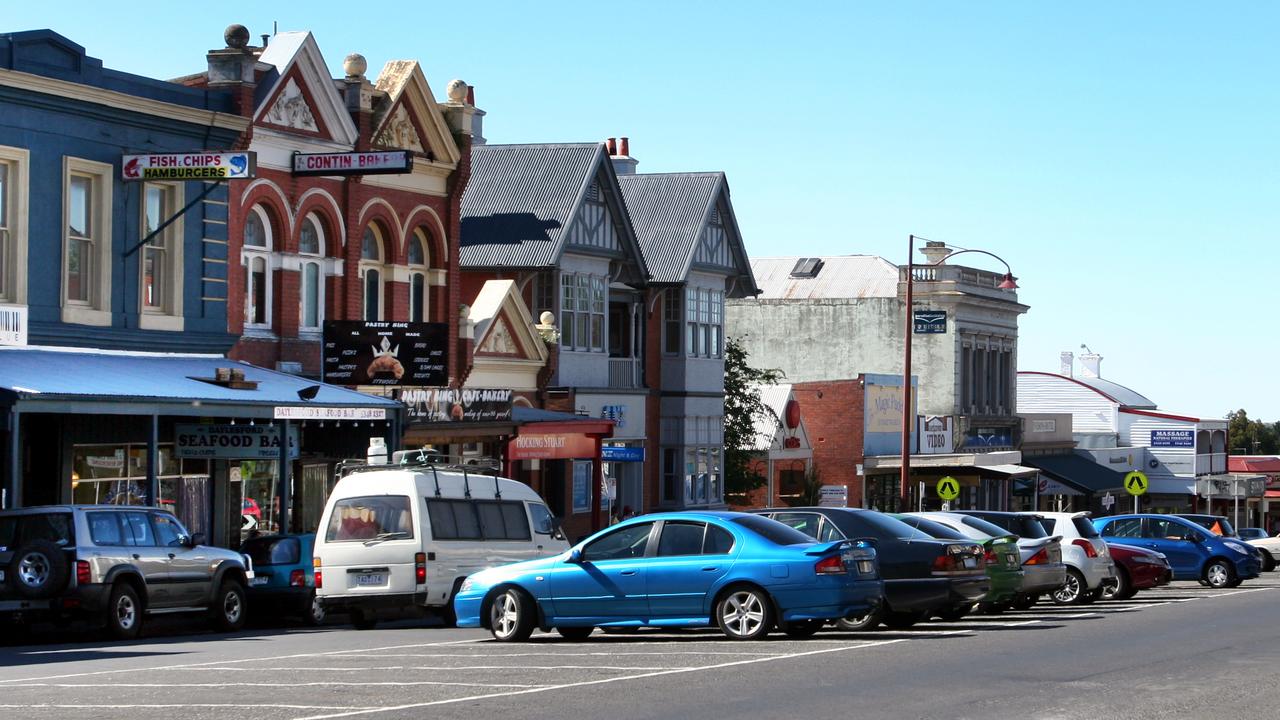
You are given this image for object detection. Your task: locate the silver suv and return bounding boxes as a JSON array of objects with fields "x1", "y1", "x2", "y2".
[{"x1": 0, "y1": 505, "x2": 254, "y2": 639}]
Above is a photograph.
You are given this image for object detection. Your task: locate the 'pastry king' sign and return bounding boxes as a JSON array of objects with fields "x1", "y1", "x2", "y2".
[{"x1": 322, "y1": 321, "x2": 448, "y2": 387}]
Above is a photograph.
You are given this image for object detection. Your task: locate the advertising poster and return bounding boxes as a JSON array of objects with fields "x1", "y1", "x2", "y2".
[
  {"x1": 323, "y1": 321, "x2": 448, "y2": 386},
  {"x1": 572, "y1": 460, "x2": 593, "y2": 513}
]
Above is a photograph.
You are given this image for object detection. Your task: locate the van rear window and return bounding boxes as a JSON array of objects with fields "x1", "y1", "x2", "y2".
[
  {"x1": 325, "y1": 496, "x2": 414, "y2": 542},
  {"x1": 427, "y1": 499, "x2": 532, "y2": 541}
]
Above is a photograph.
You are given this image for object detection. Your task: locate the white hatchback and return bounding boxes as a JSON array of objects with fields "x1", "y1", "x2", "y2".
[{"x1": 1035, "y1": 512, "x2": 1115, "y2": 604}]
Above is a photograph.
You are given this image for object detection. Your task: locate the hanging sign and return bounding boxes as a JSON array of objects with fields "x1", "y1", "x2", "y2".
[
  {"x1": 273, "y1": 406, "x2": 387, "y2": 420},
  {"x1": 508, "y1": 433, "x2": 597, "y2": 460},
  {"x1": 913, "y1": 310, "x2": 947, "y2": 334},
  {"x1": 292, "y1": 150, "x2": 413, "y2": 176},
  {"x1": 174, "y1": 424, "x2": 299, "y2": 460},
  {"x1": 122, "y1": 152, "x2": 255, "y2": 181},
  {"x1": 323, "y1": 321, "x2": 448, "y2": 387}
]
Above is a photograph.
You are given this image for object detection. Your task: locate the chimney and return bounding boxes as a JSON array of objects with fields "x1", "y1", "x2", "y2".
[
  {"x1": 919, "y1": 241, "x2": 951, "y2": 266},
  {"x1": 1079, "y1": 351, "x2": 1102, "y2": 379},
  {"x1": 611, "y1": 135, "x2": 638, "y2": 175},
  {"x1": 207, "y1": 24, "x2": 259, "y2": 116},
  {"x1": 606, "y1": 137, "x2": 617, "y2": 155},
  {"x1": 441, "y1": 79, "x2": 486, "y2": 145},
  {"x1": 1059, "y1": 351, "x2": 1073, "y2": 377}
]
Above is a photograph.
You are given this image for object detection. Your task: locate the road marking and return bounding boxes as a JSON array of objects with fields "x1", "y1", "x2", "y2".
[
  {"x1": 0, "y1": 637, "x2": 491, "y2": 684},
  {"x1": 289, "y1": 634, "x2": 970, "y2": 720},
  {"x1": 195, "y1": 665, "x2": 691, "y2": 672},
  {"x1": 9, "y1": 680, "x2": 542, "y2": 689},
  {"x1": 1204, "y1": 587, "x2": 1273, "y2": 598},
  {"x1": 317, "y1": 651, "x2": 782, "y2": 657},
  {"x1": 0, "y1": 704, "x2": 357, "y2": 711}
]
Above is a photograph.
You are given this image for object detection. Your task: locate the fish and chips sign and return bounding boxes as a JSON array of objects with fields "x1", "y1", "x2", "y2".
[{"x1": 122, "y1": 152, "x2": 256, "y2": 181}]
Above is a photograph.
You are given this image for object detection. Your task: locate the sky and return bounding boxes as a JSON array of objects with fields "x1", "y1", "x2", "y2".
[{"x1": 7, "y1": 2, "x2": 1277, "y2": 420}]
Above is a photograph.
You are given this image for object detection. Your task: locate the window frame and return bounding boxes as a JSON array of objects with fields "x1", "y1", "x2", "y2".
[
  {"x1": 138, "y1": 181, "x2": 185, "y2": 330},
  {"x1": 298, "y1": 214, "x2": 325, "y2": 333},
  {"x1": 408, "y1": 228, "x2": 429, "y2": 323},
  {"x1": 0, "y1": 146, "x2": 30, "y2": 305},
  {"x1": 61, "y1": 156, "x2": 113, "y2": 326},
  {"x1": 242, "y1": 205, "x2": 274, "y2": 332},
  {"x1": 360, "y1": 224, "x2": 386, "y2": 322},
  {"x1": 559, "y1": 272, "x2": 607, "y2": 352}
]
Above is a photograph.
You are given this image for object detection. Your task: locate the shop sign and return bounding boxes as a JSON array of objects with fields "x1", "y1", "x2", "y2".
[
  {"x1": 0, "y1": 306, "x2": 27, "y2": 347},
  {"x1": 292, "y1": 151, "x2": 413, "y2": 176},
  {"x1": 1196, "y1": 476, "x2": 1266, "y2": 498},
  {"x1": 273, "y1": 406, "x2": 387, "y2": 420},
  {"x1": 819, "y1": 484, "x2": 848, "y2": 507},
  {"x1": 599, "y1": 404, "x2": 627, "y2": 429},
  {"x1": 601, "y1": 445, "x2": 645, "y2": 462},
  {"x1": 912, "y1": 310, "x2": 947, "y2": 334},
  {"x1": 1150, "y1": 429, "x2": 1194, "y2": 448},
  {"x1": 866, "y1": 383, "x2": 911, "y2": 434},
  {"x1": 572, "y1": 460, "x2": 593, "y2": 513},
  {"x1": 963, "y1": 427, "x2": 1013, "y2": 449},
  {"x1": 323, "y1": 321, "x2": 448, "y2": 386},
  {"x1": 122, "y1": 152, "x2": 255, "y2": 181},
  {"x1": 1031, "y1": 419, "x2": 1057, "y2": 434},
  {"x1": 175, "y1": 424, "x2": 299, "y2": 460},
  {"x1": 917, "y1": 415, "x2": 952, "y2": 455},
  {"x1": 397, "y1": 388, "x2": 513, "y2": 423},
  {"x1": 508, "y1": 433, "x2": 597, "y2": 460}
]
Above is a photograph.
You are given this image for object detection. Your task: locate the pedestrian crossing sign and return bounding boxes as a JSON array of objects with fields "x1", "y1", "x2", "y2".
[
  {"x1": 1124, "y1": 471, "x2": 1149, "y2": 496},
  {"x1": 936, "y1": 476, "x2": 961, "y2": 501}
]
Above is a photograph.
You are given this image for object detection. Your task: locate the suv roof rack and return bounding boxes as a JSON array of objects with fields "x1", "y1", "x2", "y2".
[{"x1": 334, "y1": 452, "x2": 504, "y2": 482}]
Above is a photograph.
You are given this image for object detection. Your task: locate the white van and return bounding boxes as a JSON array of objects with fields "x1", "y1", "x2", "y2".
[{"x1": 314, "y1": 461, "x2": 568, "y2": 629}]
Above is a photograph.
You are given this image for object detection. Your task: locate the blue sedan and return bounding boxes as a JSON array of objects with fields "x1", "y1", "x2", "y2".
[{"x1": 454, "y1": 511, "x2": 883, "y2": 641}]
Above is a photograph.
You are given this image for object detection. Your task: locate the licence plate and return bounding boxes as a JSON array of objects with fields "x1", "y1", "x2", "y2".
[
  {"x1": 355, "y1": 573, "x2": 385, "y2": 587},
  {"x1": 250, "y1": 576, "x2": 269, "y2": 587},
  {"x1": 963, "y1": 557, "x2": 978, "y2": 569},
  {"x1": 857, "y1": 560, "x2": 875, "y2": 575}
]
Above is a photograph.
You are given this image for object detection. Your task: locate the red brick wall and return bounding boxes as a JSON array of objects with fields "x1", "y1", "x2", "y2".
[{"x1": 793, "y1": 379, "x2": 867, "y2": 507}]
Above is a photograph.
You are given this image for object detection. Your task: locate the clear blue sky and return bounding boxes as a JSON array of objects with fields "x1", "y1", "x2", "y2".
[{"x1": 9, "y1": 2, "x2": 1277, "y2": 420}]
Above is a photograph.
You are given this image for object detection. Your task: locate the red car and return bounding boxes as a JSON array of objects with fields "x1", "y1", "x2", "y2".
[{"x1": 1101, "y1": 542, "x2": 1172, "y2": 600}]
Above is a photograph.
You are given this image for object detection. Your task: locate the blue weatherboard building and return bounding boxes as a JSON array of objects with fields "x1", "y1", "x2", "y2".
[{"x1": 0, "y1": 29, "x2": 248, "y2": 352}]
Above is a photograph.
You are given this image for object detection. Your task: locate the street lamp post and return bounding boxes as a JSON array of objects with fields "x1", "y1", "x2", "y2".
[{"x1": 900, "y1": 235, "x2": 1019, "y2": 512}]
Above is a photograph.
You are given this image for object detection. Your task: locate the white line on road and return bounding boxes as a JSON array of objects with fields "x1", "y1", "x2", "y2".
[
  {"x1": 315, "y1": 651, "x2": 783, "y2": 657},
  {"x1": 1204, "y1": 587, "x2": 1273, "y2": 598},
  {"x1": 8, "y1": 680, "x2": 542, "y2": 689},
  {"x1": 0, "y1": 704, "x2": 358, "y2": 711},
  {"x1": 289, "y1": 634, "x2": 971, "y2": 720},
  {"x1": 194, "y1": 665, "x2": 691, "y2": 672}
]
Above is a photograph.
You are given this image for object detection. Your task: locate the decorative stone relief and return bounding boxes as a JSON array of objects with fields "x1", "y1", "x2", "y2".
[
  {"x1": 264, "y1": 78, "x2": 319, "y2": 132},
  {"x1": 375, "y1": 104, "x2": 424, "y2": 152},
  {"x1": 481, "y1": 318, "x2": 518, "y2": 355}
]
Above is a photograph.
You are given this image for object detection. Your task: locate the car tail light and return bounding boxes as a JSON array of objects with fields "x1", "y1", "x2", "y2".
[
  {"x1": 76, "y1": 560, "x2": 91, "y2": 585},
  {"x1": 814, "y1": 555, "x2": 846, "y2": 575},
  {"x1": 415, "y1": 552, "x2": 427, "y2": 584},
  {"x1": 1073, "y1": 539, "x2": 1099, "y2": 558},
  {"x1": 1024, "y1": 548, "x2": 1051, "y2": 565},
  {"x1": 290, "y1": 569, "x2": 306, "y2": 587},
  {"x1": 313, "y1": 557, "x2": 322, "y2": 589},
  {"x1": 984, "y1": 548, "x2": 998, "y2": 565}
]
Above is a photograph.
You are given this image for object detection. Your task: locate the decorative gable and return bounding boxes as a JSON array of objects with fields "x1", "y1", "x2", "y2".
[
  {"x1": 466, "y1": 279, "x2": 549, "y2": 392},
  {"x1": 565, "y1": 167, "x2": 622, "y2": 253},
  {"x1": 479, "y1": 314, "x2": 521, "y2": 356},
  {"x1": 374, "y1": 102, "x2": 425, "y2": 153},
  {"x1": 263, "y1": 77, "x2": 320, "y2": 133}
]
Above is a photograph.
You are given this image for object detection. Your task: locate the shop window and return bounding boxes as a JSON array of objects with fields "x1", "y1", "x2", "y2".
[
  {"x1": 0, "y1": 145, "x2": 29, "y2": 305},
  {"x1": 71, "y1": 443, "x2": 208, "y2": 536},
  {"x1": 572, "y1": 460, "x2": 593, "y2": 513},
  {"x1": 62, "y1": 157, "x2": 113, "y2": 326}
]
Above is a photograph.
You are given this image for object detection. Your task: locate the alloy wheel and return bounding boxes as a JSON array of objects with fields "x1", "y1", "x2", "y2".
[
  {"x1": 721, "y1": 591, "x2": 766, "y2": 638},
  {"x1": 1205, "y1": 562, "x2": 1231, "y2": 588},
  {"x1": 223, "y1": 588, "x2": 243, "y2": 625},
  {"x1": 491, "y1": 591, "x2": 520, "y2": 639},
  {"x1": 1053, "y1": 573, "x2": 1081, "y2": 604},
  {"x1": 115, "y1": 593, "x2": 137, "y2": 630},
  {"x1": 18, "y1": 552, "x2": 50, "y2": 588}
]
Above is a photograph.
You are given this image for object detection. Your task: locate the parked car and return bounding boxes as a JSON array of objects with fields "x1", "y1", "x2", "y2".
[
  {"x1": 0, "y1": 505, "x2": 253, "y2": 639},
  {"x1": 893, "y1": 513, "x2": 1025, "y2": 615},
  {"x1": 1176, "y1": 514, "x2": 1270, "y2": 571},
  {"x1": 755, "y1": 507, "x2": 988, "y2": 630},
  {"x1": 314, "y1": 462, "x2": 569, "y2": 629},
  {"x1": 1100, "y1": 543, "x2": 1172, "y2": 600},
  {"x1": 241, "y1": 533, "x2": 323, "y2": 625},
  {"x1": 1235, "y1": 528, "x2": 1280, "y2": 572},
  {"x1": 909, "y1": 512, "x2": 1067, "y2": 610},
  {"x1": 1022, "y1": 511, "x2": 1116, "y2": 605},
  {"x1": 1093, "y1": 514, "x2": 1261, "y2": 588},
  {"x1": 454, "y1": 511, "x2": 883, "y2": 641}
]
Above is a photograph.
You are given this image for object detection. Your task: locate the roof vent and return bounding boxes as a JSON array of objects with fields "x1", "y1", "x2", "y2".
[{"x1": 789, "y1": 258, "x2": 824, "y2": 278}]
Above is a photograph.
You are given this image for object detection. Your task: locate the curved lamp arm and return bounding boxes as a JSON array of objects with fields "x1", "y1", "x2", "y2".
[{"x1": 930, "y1": 248, "x2": 1018, "y2": 289}]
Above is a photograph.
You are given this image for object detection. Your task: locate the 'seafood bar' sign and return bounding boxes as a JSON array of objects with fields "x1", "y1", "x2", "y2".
[
  {"x1": 273, "y1": 406, "x2": 387, "y2": 420},
  {"x1": 292, "y1": 150, "x2": 413, "y2": 176},
  {"x1": 507, "y1": 433, "x2": 597, "y2": 460},
  {"x1": 123, "y1": 152, "x2": 255, "y2": 181}
]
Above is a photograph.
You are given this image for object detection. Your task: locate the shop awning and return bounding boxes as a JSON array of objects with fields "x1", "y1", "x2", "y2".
[
  {"x1": 977, "y1": 463, "x2": 1039, "y2": 479},
  {"x1": 0, "y1": 346, "x2": 402, "y2": 419},
  {"x1": 1023, "y1": 454, "x2": 1128, "y2": 494}
]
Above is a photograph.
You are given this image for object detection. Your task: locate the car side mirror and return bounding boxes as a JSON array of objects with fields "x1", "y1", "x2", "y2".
[
  {"x1": 567, "y1": 548, "x2": 583, "y2": 564},
  {"x1": 185, "y1": 533, "x2": 205, "y2": 547}
]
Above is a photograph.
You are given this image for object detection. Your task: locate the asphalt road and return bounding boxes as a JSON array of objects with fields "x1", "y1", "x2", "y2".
[{"x1": 3, "y1": 577, "x2": 1280, "y2": 720}]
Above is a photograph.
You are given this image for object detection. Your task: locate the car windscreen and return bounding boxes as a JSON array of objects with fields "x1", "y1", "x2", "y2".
[
  {"x1": 732, "y1": 515, "x2": 815, "y2": 546},
  {"x1": 846, "y1": 512, "x2": 934, "y2": 541},
  {"x1": 1239, "y1": 528, "x2": 1267, "y2": 540},
  {"x1": 895, "y1": 515, "x2": 967, "y2": 540},
  {"x1": 241, "y1": 536, "x2": 301, "y2": 566},
  {"x1": 325, "y1": 496, "x2": 414, "y2": 542},
  {"x1": 958, "y1": 515, "x2": 1013, "y2": 538},
  {"x1": 1072, "y1": 516, "x2": 1100, "y2": 539}
]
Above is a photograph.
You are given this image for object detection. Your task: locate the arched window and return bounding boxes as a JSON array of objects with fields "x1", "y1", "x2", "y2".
[
  {"x1": 408, "y1": 228, "x2": 429, "y2": 322},
  {"x1": 242, "y1": 205, "x2": 273, "y2": 329},
  {"x1": 360, "y1": 224, "x2": 386, "y2": 321},
  {"x1": 298, "y1": 214, "x2": 324, "y2": 331}
]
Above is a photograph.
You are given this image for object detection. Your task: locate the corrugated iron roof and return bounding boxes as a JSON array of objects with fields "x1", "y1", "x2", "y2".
[
  {"x1": 749, "y1": 383, "x2": 792, "y2": 451},
  {"x1": 750, "y1": 255, "x2": 899, "y2": 300},
  {"x1": 617, "y1": 172, "x2": 720, "y2": 283},
  {"x1": 459, "y1": 143, "x2": 602, "y2": 268}
]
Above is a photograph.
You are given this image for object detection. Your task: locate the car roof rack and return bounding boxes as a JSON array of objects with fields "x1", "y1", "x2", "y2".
[{"x1": 334, "y1": 452, "x2": 504, "y2": 484}]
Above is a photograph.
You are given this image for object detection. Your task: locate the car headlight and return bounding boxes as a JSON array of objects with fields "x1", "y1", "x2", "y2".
[
  {"x1": 459, "y1": 577, "x2": 475, "y2": 593},
  {"x1": 1223, "y1": 541, "x2": 1250, "y2": 555}
]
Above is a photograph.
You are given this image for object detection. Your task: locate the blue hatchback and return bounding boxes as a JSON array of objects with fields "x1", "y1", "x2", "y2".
[
  {"x1": 454, "y1": 511, "x2": 883, "y2": 641},
  {"x1": 1093, "y1": 514, "x2": 1260, "y2": 589}
]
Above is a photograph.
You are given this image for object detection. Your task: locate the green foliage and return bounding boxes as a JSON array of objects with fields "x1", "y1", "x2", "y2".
[
  {"x1": 723, "y1": 335, "x2": 784, "y2": 496},
  {"x1": 1226, "y1": 409, "x2": 1280, "y2": 455}
]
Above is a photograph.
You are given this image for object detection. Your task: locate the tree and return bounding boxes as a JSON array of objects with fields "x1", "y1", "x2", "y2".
[
  {"x1": 723, "y1": 335, "x2": 784, "y2": 497},
  {"x1": 1225, "y1": 409, "x2": 1280, "y2": 455}
]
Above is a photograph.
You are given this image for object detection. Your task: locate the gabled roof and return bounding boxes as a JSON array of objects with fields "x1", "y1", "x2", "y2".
[
  {"x1": 1229, "y1": 456, "x2": 1280, "y2": 474},
  {"x1": 468, "y1": 280, "x2": 547, "y2": 365},
  {"x1": 617, "y1": 172, "x2": 758, "y2": 296},
  {"x1": 749, "y1": 255, "x2": 899, "y2": 299},
  {"x1": 749, "y1": 383, "x2": 792, "y2": 451},
  {"x1": 459, "y1": 143, "x2": 644, "y2": 278},
  {"x1": 253, "y1": 31, "x2": 358, "y2": 146},
  {"x1": 371, "y1": 60, "x2": 460, "y2": 167}
]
